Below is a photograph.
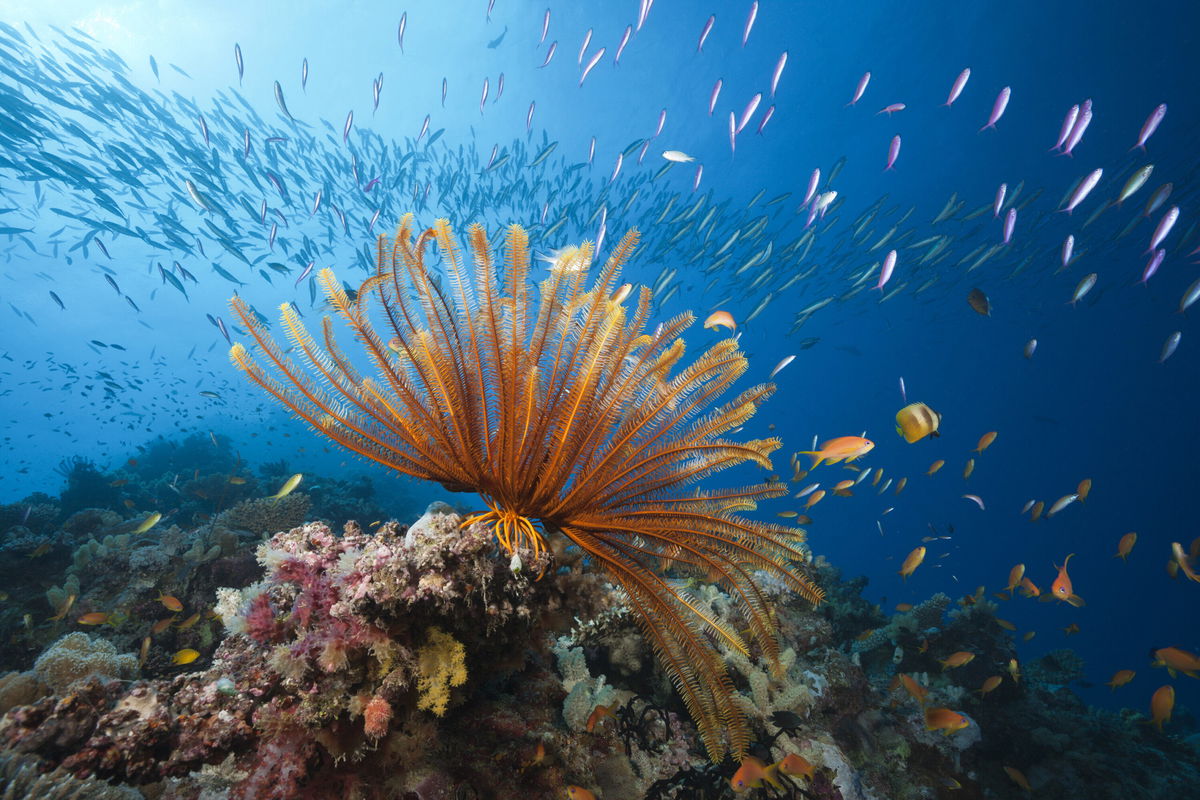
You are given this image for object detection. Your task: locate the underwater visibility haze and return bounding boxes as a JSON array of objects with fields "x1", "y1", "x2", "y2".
[{"x1": 0, "y1": 1, "x2": 1198, "y2": 798}]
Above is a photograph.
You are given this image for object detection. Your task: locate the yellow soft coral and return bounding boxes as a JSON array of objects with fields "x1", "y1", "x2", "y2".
[{"x1": 415, "y1": 626, "x2": 466, "y2": 716}]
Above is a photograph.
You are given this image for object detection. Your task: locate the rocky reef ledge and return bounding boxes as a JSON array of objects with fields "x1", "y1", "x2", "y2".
[{"x1": 1, "y1": 505, "x2": 1197, "y2": 799}]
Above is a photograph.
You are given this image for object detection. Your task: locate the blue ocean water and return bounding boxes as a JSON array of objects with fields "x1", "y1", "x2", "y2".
[{"x1": 1, "y1": 0, "x2": 1197, "y2": 750}]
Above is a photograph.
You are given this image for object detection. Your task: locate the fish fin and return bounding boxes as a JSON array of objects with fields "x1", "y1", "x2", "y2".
[
  {"x1": 1067, "y1": 594, "x2": 1086, "y2": 608},
  {"x1": 797, "y1": 451, "x2": 824, "y2": 469}
]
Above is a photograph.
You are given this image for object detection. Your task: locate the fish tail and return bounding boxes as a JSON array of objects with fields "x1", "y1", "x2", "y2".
[{"x1": 797, "y1": 451, "x2": 823, "y2": 469}]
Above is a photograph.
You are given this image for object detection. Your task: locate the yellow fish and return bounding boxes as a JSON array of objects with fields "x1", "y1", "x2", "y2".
[
  {"x1": 172, "y1": 648, "x2": 201, "y2": 665},
  {"x1": 898, "y1": 546, "x2": 926, "y2": 580},
  {"x1": 895, "y1": 402, "x2": 941, "y2": 443},
  {"x1": 271, "y1": 473, "x2": 303, "y2": 500},
  {"x1": 133, "y1": 512, "x2": 162, "y2": 534}
]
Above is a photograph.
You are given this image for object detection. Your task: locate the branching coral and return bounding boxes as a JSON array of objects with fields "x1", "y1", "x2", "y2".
[
  {"x1": 227, "y1": 215, "x2": 823, "y2": 759},
  {"x1": 415, "y1": 626, "x2": 466, "y2": 716}
]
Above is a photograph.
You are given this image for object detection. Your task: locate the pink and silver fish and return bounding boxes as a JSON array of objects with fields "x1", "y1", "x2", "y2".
[
  {"x1": 539, "y1": 8, "x2": 550, "y2": 45},
  {"x1": 580, "y1": 47, "x2": 605, "y2": 86},
  {"x1": 539, "y1": 41, "x2": 557, "y2": 68},
  {"x1": 736, "y1": 92, "x2": 761, "y2": 135},
  {"x1": 770, "y1": 51, "x2": 788, "y2": 97},
  {"x1": 1148, "y1": 205, "x2": 1179, "y2": 251},
  {"x1": 943, "y1": 68, "x2": 970, "y2": 107},
  {"x1": 1062, "y1": 99, "x2": 1092, "y2": 156},
  {"x1": 654, "y1": 108, "x2": 666, "y2": 137},
  {"x1": 1061, "y1": 235, "x2": 1074, "y2": 269},
  {"x1": 980, "y1": 86, "x2": 1010, "y2": 131},
  {"x1": 637, "y1": 0, "x2": 654, "y2": 31},
  {"x1": 848, "y1": 71, "x2": 870, "y2": 106},
  {"x1": 802, "y1": 168, "x2": 820, "y2": 206},
  {"x1": 876, "y1": 250, "x2": 897, "y2": 290},
  {"x1": 698, "y1": 14, "x2": 715, "y2": 52},
  {"x1": 610, "y1": 153, "x2": 623, "y2": 184},
  {"x1": 479, "y1": 78, "x2": 489, "y2": 113},
  {"x1": 1160, "y1": 331, "x2": 1182, "y2": 363},
  {"x1": 756, "y1": 104, "x2": 775, "y2": 135},
  {"x1": 994, "y1": 183, "x2": 1007, "y2": 217},
  {"x1": 588, "y1": 137, "x2": 595, "y2": 164},
  {"x1": 708, "y1": 78, "x2": 722, "y2": 115},
  {"x1": 728, "y1": 111, "x2": 737, "y2": 156},
  {"x1": 1141, "y1": 248, "x2": 1165, "y2": 285},
  {"x1": 526, "y1": 101, "x2": 535, "y2": 132},
  {"x1": 1132, "y1": 103, "x2": 1166, "y2": 152},
  {"x1": 885, "y1": 135, "x2": 901, "y2": 171},
  {"x1": 615, "y1": 25, "x2": 632, "y2": 65},
  {"x1": 1063, "y1": 168, "x2": 1103, "y2": 214},
  {"x1": 1003, "y1": 207, "x2": 1016, "y2": 244},
  {"x1": 693, "y1": 164, "x2": 703, "y2": 192},
  {"x1": 295, "y1": 261, "x2": 314, "y2": 287},
  {"x1": 1051, "y1": 104, "x2": 1079, "y2": 151},
  {"x1": 742, "y1": 1, "x2": 758, "y2": 46},
  {"x1": 578, "y1": 28, "x2": 592, "y2": 65},
  {"x1": 877, "y1": 103, "x2": 905, "y2": 115}
]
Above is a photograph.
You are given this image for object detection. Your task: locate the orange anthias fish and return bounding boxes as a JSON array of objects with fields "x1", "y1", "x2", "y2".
[
  {"x1": 566, "y1": 786, "x2": 597, "y2": 800},
  {"x1": 939, "y1": 651, "x2": 975, "y2": 671},
  {"x1": 77, "y1": 612, "x2": 111, "y2": 625},
  {"x1": 1004, "y1": 766, "x2": 1032, "y2": 791},
  {"x1": 703, "y1": 309, "x2": 737, "y2": 332},
  {"x1": 974, "y1": 431, "x2": 997, "y2": 452},
  {"x1": 585, "y1": 701, "x2": 618, "y2": 733},
  {"x1": 1005, "y1": 563, "x2": 1026, "y2": 593},
  {"x1": 1152, "y1": 647, "x2": 1200, "y2": 679},
  {"x1": 729, "y1": 756, "x2": 783, "y2": 793},
  {"x1": 1114, "y1": 532, "x2": 1137, "y2": 561},
  {"x1": 924, "y1": 707, "x2": 970, "y2": 734},
  {"x1": 1019, "y1": 577, "x2": 1041, "y2": 598},
  {"x1": 1048, "y1": 553, "x2": 1085, "y2": 607},
  {"x1": 898, "y1": 546, "x2": 926, "y2": 580},
  {"x1": 776, "y1": 753, "x2": 815, "y2": 781},
  {"x1": 157, "y1": 592, "x2": 184, "y2": 613},
  {"x1": 1106, "y1": 669, "x2": 1136, "y2": 690},
  {"x1": 798, "y1": 436, "x2": 875, "y2": 469},
  {"x1": 977, "y1": 675, "x2": 1003, "y2": 696},
  {"x1": 899, "y1": 673, "x2": 928, "y2": 705},
  {"x1": 48, "y1": 594, "x2": 77, "y2": 621},
  {"x1": 1150, "y1": 685, "x2": 1175, "y2": 730}
]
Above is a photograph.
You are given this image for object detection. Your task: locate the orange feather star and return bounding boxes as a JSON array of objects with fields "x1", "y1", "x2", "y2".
[{"x1": 228, "y1": 214, "x2": 823, "y2": 760}]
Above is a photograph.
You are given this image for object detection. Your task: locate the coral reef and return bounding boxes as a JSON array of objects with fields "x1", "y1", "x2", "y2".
[
  {"x1": 33, "y1": 633, "x2": 138, "y2": 694},
  {"x1": 214, "y1": 493, "x2": 312, "y2": 538},
  {"x1": 0, "y1": 749, "x2": 141, "y2": 799},
  {"x1": 0, "y1": 480, "x2": 1197, "y2": 800}
]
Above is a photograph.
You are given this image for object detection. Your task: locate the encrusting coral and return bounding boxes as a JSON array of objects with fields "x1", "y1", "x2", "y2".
[{"x1": 227, "y1": 215, "x2": 823, "y2": 759}]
